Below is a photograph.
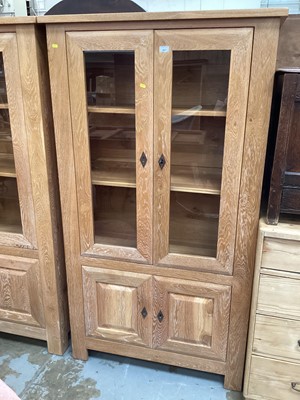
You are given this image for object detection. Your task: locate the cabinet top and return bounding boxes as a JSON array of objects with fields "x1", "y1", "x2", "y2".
[
  {"x1": 0, "y1": 16, "x2": 36, "y2": 25},
  {"x1": 37, "y1": 8, "x2": 288, "y2": 24},
  {"x1": 260, "y1": 217, "x2": 300, "y2": 240}
]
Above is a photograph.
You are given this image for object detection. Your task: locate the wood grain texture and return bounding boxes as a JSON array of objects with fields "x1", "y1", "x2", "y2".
[
  {"x1": 267, "y1": 74, "x2": 299, "y2": 224},
  {"x1": 153, "y1": 276, "x2": 231, "y2": 361},
  {"x1": 0, "y1": 32, "x2": 37, "y2": 248},
  {"x1": 253, "y1": 314, "x2": 300, "y2": 362},
  {"x1": 257, "y1": 273, "x2": 300, "y2": 320},
  {"x1": 224, "y1": 19, "x2": 281, "y2": 391},
  {"x1": 244, "y1": 219, "x2": 300, "y2": 399},
  {"x1": 0, "y1": 320, "x2": 46, "y2": 340},
  {"x1": 47, "y1": 25, "x2": 88, "y2": 360},
  {"x1": 82, "y1": 266, "x2": 152, "y2": 347},
  {"x1": 37, "y1": 8, "x2": 288, "y2": 24},
  {"x1": 154, "y1": 28, "x2": 253, "y2": 275},
  {"x1": 261, "y1": 237, "x2": 300, "y2": 273},
  {"x1": 81, "y1": 255, "x2": 234, "y2": 285},
  {"x1": 85, "y1": 336, "x2": 226, "y2": 375},
  {"x1": 16, "y1": 24, "x2": 69, "y2": 355},
  {"x1": 246, "y1": 356, "x2": 300, "y2": 400},
  {"x1": 0, "y1": 255, "x2": 44, "y2": 328},
  {"x1": 66, "y1": 30, "x2": 153, "y2": 263}
]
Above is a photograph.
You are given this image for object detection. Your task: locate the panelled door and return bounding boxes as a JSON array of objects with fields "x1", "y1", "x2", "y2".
[
  {"x1": 66, "y1": 31, "x2": 154, "y2": 264},
  {"x1": 0, "y1": 33, "x2": 37, "y2": 249},
  {"x1": 154, "y1": 28, "x2": 253, "y2": 274}
]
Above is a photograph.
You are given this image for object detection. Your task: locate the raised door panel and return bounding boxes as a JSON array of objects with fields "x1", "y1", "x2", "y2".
[
  {"x1": 153, "y1": 276, "x2": 231, "y2": 361},
  {"x1": 0, "y1": 255, "x2": 44, "y2": 327},
  {"x1": 0, "y1": 33, "x2": 36, "y2": 249},
  {"x1": 153, "y1": 28, "x2": 253, "y2": 274},
  {"x1": 66, "y1": 30, "x2": 153, "y2": 263},
  {"x1": 82, "y1": 266, "x2": 152, "y2": 347}
]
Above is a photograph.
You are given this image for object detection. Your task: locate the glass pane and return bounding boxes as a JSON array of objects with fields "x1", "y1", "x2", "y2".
[
  {"x1": 0, "y1": 177, "x2": 22, "y2": 233},
  {"x1": 0, "y1": 54, "x2": 7, "y2": 104},
  {"x1": 0, "y1": 54, "x2": 22, "y2": 235},
  {"x1": 93, "y1": 186, "x2": 136, "y2": 248},
  {"x1": 170, "y1": 192, "x2": 219, "y2": 257},
  {"x1": 170, "y1": 50, "x2": 230, "y2": 257},
  {"x1": 172, "y1": 50, "x2": 230, "y2": 110},
  {"x1": 85, "y1": 51, "x2": 135, "y2": 107},
  {"x1": 85, "y1": 51, "x2": 137, "y2": 248}
]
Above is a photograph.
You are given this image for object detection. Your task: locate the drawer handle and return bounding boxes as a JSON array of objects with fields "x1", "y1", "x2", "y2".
[
  {"x1": 298, "y1": 340, "x2": 300, "y2": 347},
  {"x1": 291, "y1": 382, "x2": 300, "y2": 392}
]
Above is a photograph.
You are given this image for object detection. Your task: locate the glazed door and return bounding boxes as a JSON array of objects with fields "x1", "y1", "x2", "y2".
[
  {"x1": 154, "y1": 29, "x2": 253, "y2": 274},
  {"x1": 0, "y1": 34, "x2": 36, "y2": 249},
  {"x1": 66, "y1": 31, "x2": 153, "y2": 263}
]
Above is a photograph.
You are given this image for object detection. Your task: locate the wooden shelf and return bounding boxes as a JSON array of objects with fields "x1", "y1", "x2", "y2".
[
  {"x1": 92, "y1": 163, "x2": 136, "y2": 188},
  {"x1": 171, "y1": 166, "x2": 221, "y2": 195},
  {"x1": 0, "y1": 103, "x2": 8, "y2": 109},
  {"x1": 172, "y1": 106, "x2": 226, "y2": 118},
  {"x1": 87, "y1": 105, "x2": 226, "y2": 117},
  {"x1": 88, "y1": 105, "x2": 135, "y2": 114},
  {"x1": 0, "y1": 154, "x2": 16, "y2": 177},
  {"x1": 91, "y1": 159, "x2": 221, "y2": 194}
]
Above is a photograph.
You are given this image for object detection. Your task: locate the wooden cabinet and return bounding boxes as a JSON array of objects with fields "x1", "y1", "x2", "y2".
[
  {"x1": 0, "y1": 19, "x2": 68, "y2": 355},
  {"x1": 266, "y1": 70, "x2": 300, "y2": 224},
  {"x1": 40, "y1": 9, "x2": 287, "y2": 390},
  {"x1": 244, "y1": 219, "x2": 300, "y2": 399}
]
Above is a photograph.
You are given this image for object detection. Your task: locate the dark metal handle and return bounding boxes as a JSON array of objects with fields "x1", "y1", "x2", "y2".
[
  {"x1": 298, "y1": 340, "x2": 300, "y2": 347},
  {"x1": 141, "y1": 307, "x2": 148, "y2": 319},
  {"x1": 158, "y1": 154, "x2": 166, "y2": 170},
  {"x1": 157, "y1": 310, "x2": 164, "y2": 322},
  {"x1": 140, "y1": 152, "x2": 147, "y2": 168},
  {"x1": 291, "y1": 382, "x2": 300, "y2": 392}
]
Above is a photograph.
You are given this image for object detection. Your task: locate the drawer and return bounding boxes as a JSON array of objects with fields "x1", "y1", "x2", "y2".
[
  {"x1": 262, "y1": 238, "x2": 300, "y2": 273},
  {"x1": 257, "y1": 274, "x2": 300, "y2": 320},
  {"x1": 253, "y1": 315, "x2": 300, "y2": 362},
  {"x1": 245, "y1": 355, "x2": 300, "y2": 400}
]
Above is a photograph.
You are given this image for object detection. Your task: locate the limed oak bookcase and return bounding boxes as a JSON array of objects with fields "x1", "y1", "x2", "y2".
[
  {"x1": 0, "y1": 18, "x2": 68, "y2": 355},
  {"x1": 39, "y1": 9, "x2": 287, "y2": 389}
]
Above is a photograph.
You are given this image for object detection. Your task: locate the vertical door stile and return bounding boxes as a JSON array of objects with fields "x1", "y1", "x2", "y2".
[
  {"x1": 153, "y1": 34, "x2": 173, "y2": 264},
  {"x1": 153, "y1": 29, "x2": 253, "y2": 274},
  {"x1": 66, "y1": 31, "x2": 154, "y2": 264}
]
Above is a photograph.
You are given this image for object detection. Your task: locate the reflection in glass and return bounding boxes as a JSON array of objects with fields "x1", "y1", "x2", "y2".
[
  {"x1": 0, "y1": 53, "x2": 22, "y2": 234},
  {"x1": 85, "y1": 51, "x2": 135, "y2": 107},
  {"x1": 89, "y1": 113, "x2": 136, "y2": 188},
  {"x1": 85, "y1": 51, "x2": 137, "y2": 248},
  {"x1": 170, "y1": 192, "x2": 220, "y2": 257},
  {"x1": 0, "y1": 54, "x2": 7, "y2": 104},
  {"x1": 172, "y1": 50, "x2": 230, "y2": 110},
  {"x1": 93, "y1": 186, "x2": 136, "y2": 248},
  {"x1": 170, "y1": 50, "x2": 231, "y2": 258},
  {"x1": 0, "y1": 177, "x2": 22, "y2": 233}
]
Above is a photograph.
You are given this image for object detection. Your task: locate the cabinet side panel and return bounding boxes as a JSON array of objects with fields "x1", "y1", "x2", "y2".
[
  {"x1": 224, "y1": 18, "x2": 281, "y2": 391},
  {"x1": 17, "y1": 24, "x2": 69, "y2": 354},
  {"x1": 46, "y1": 25, "x2": 87, "y2": 359}
]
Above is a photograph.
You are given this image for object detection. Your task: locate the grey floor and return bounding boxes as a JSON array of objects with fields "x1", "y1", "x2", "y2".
[{"x1": 0, "y1": 333, "x2": 244, "y2": 400}]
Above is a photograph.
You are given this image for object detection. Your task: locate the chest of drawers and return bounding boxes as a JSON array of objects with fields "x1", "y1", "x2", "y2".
[{"x1": 244, "y1": 219, "x2": 300, "y2": 399}]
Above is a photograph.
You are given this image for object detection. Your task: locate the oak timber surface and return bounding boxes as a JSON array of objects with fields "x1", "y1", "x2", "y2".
[{"x1": 38, "y1": 8, "x2": 288, "y2": 24}]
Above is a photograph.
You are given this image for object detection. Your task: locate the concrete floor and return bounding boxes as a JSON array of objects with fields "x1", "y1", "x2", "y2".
[{"x1": 0, "y1": 333, "x2": 244, "y2": 400}]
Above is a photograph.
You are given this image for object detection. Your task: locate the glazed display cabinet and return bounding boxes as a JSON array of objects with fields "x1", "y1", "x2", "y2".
[
  {"x1": 0, "y1": 18, "x2": 68, "y2": 354},
  {"x1": 40, "y1": 9, "x2": 287, "y2": 389}
]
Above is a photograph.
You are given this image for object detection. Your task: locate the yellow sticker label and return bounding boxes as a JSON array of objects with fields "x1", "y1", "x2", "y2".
[
  {"x1": 52, "y1": 43, "x2": 59, "y2": 49},
  {"x1": 139, "y1": 83, "x2": 146, "y2": 89}
]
